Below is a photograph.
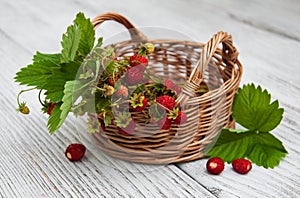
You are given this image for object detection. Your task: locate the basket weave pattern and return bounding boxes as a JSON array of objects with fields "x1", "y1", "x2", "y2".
[{"x1": 90, "y1": 13, "x2": 243, "y2": 164}]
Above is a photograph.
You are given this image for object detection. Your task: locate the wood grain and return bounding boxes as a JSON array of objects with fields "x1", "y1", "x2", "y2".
[{"x1": 0, "y1": 0, "x2": 300, "y2": 197}]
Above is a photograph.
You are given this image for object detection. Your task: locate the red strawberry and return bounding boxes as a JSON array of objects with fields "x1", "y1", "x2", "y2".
[
  {"x1": 132, "y1": 96, "x2": 147, "y2": 112},
  {"x1": 107, "y1": 78, "x2": 115, "y2": 86},
  {"x1": 232, "y1": 158, "x2": 252, "y2": 174},
  {"x1": 157, "y1": 115, "x2": 172, "y2": 130},
  {"x1": 206, "y1": 157, "x2": 225, "y2": 175},
  {"x1": 156, "y1": 95, "x2": 176, "y2": 110},
  {"x1": 115, "y1": 85, "x2": 128, "y2": 98},
  {"x1": 174, "y1": 111, "x2": 187, "y2": 125},
  {"x1": 118, "y1": 119, "x2": 136, "y2": 136},
  {"x1": 97, "y1": 118, "x2": 106, "y2": 133},
  {"x1": 164, "y1": 79, "x2": 181, "y2": 94},
  {"x1": 65, "y1": 143, "x2": 86, "y2": 162},
  {"x1": 125, "y1": 67, "x2": 144, "y2": 85},
  {"x1": 130, "y1": 54, "x2": 148, "y2": 67},
  {"x1": 47, "y1": 103, "x2": 56, "y2": 115}
]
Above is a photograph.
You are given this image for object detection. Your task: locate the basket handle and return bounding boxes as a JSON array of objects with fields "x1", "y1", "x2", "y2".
[
  {"x1": 92, "y1": 12, "x2": 147, "y2": 41},
  {"x1": 177, "y1": 31, "x2": 239, "y2": 104}
]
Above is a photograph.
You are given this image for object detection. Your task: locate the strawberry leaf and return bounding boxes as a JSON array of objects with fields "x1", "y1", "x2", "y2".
[
  {"x1": 33, "y1": 52, "x2": 61, "y2": 63},
  {"x1": 44, "y1": 61, "x2": 81, "y2": 102},
  {"x1": 61, "y1": 24, "x2": 81, "y2": 63},
  {"x1": 48, "y1": 103, "x2": 63, "y2": 133},
  {"x1": 73, "y1": 12, "x2": 95, "y2": 57},
  {"x1": 14, "y1": 60, "x2": 59, "y2": 89},
  {"x1": 205, "y1": 129, "x2": 253, "y2": 162},
  {"x1": 232, "y1": 83, "x2": 284, "y2": 132}
]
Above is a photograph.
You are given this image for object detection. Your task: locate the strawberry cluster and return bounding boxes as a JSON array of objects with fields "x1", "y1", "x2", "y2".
[{"x1": 91, "y1": 43, "x2": 188, "y2": 136}]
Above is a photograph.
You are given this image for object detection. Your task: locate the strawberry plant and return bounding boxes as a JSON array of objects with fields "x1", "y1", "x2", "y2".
[{"x1": 15, "y1": 12, "x2": 191, "y2": 135}]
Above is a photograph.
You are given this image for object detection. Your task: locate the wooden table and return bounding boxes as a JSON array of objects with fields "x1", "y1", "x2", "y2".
[{"x1": 1, "y1": 0, "x2": 299, "y2": 197}]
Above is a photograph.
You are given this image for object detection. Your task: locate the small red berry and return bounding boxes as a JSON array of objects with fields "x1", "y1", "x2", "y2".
[
  {"x1": 157, "y1": 115, "x2": 172, "y2": 130},
  {"x1": 174, "y1": 111, "x2": 188, "y2": 125},
  {"x1": 65, "y1": 144, "x2": 86, "y2": 162},
  {"x1": 125, "y1": 67, "x2": 144, "y2": 85},
  {"x1": 206, "y1": 157, "x2": 225, "y2": 175},
  {"x1": 164, "y1": 79, "x2": 181, "y2": 94},
  {"x1": 130, "y1": 54, "x2": 148, "y2": 67},
  {"x1": 232, "y1": 158, "x2": 252, "y2": 174},
  {"x1": 118, "y1": 120, "x2": 136, "y2": 136},
  {"x1": 47, "y1": 103, "x2": 56, "y2": 115},
  {"x1": 156, "y1": 95, "x2": 176, "y2": 110},
  {"x1": 132, "y1": 97, "x2": 147, "y2": 112},
  {"x1": 115, "y1": 85, "x2": 129, "y2": 98}
]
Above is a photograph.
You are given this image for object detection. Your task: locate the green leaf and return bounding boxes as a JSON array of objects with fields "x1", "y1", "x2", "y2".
[
  {"x1": 73, "y1": 12, "x2": 95, "y2": 56},
  {"x1": 248, "y1": 133, "x2": 288, "y2": 168},
  {"x1": 206, "y1": 129, "x2": 288, "y2": 168},
  {"x1": 33, "y1": 52, "x2": 61, "y2": 63},
  {"x1": 45, "y1": 61, "x2": 81, "y2": 102},
  {"x1": 14, "y1": 60, "x2": 59, "y2": 89},
  {"x1": 61, "y1": 24, "x2": 81, "y2": 63},
  {"x1": 232, "y1": 83, "x2": 284, "y2": 132},
  {"x1": 59, "y1": 80, "x2": 84, "y2": 127},
  {"x1": 206, "y1": 129, "x2": 253, "y2": 162},
  {"x1": 48, "y1": 103, "x2": 62, "y2": 133}
]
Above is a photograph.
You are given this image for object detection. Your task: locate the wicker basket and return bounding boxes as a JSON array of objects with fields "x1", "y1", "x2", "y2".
[{"x1": 90, "y1": 12, "x2": 243, "y2": 164}]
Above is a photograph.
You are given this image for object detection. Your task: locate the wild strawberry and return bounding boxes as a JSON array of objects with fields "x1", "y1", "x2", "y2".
[
  {"x1": 107, "y1": 78, "x2": 115, "y2": 86},
  {"x1": 125, "y1": 67, "x2": 144, "y2": 85},
  {"x1": 65, "y1": 143, "x2": 86, "y2": 162},
  {"x1": 232, "y1": 158, "x2": 252, "y2": 174},
  {"x1": 103, "y1": 84, "x2": 114, "y2": 96},
  {"x1": 130, "y1": 94, "x2": 147, "y2": 112},
  {"x1": 118, "y1": 119, "x2": 136, "y2": 136},
  {"x1": 47, "y1": 102, "x2": 56, "y2": 115},
  {"x1": 206, "y1": 157, "x2": 225, "y2": 175},
  {"x1": 174, "y1": 111, "x2": 187, "y2": 125},
  {"x1": 156, "y1": 95, "x2": 176, "y2": 110},
  {"x1": 129, "y1": 54, "x2": 148, "y2": 67},
  {"x1": 157, "y1": 115, "x2": 172, "y2": 130},
  {"x1": 17, "y1": 102, "x2": 30, "y2": 114},
  {"x1": 164, "y1": 79, "x2": 181, "y2": 94},
  {"x1": 115, "y1": 85, "x2": 128, "y2": 98}
]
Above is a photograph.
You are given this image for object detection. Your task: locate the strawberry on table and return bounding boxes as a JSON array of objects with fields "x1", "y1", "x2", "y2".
[
  {"x1": 206, "y1": 157, "x2": 225, "y2": 175},
  {"x1": 65, "y1": 143, "x2": 86, "y2": 162},
  {"x1": 232, "y1": 158, "x2": 252, "y2": 174}
]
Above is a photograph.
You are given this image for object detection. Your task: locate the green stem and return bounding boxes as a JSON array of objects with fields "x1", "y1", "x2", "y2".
[
  {"x1": 16, "y1": 87, "x2": 36, "y2": 106},
  {"x1": 38, "y1": 90, "x2": 47, "y2": 107}
]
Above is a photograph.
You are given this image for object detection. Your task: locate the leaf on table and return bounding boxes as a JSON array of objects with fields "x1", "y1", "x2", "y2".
[
  {"x1": 206, "y1": 129, "x2": 288, "y2": 168},
  {"x1": 232, "y1": 83, "x2": 284, "y2": 132},
  {"x1": 205, "y1": 128, "x2": 253, "y2": 162},
  {"x1": 248, "y1": 132, "x2": 288, "y2": 168}
]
